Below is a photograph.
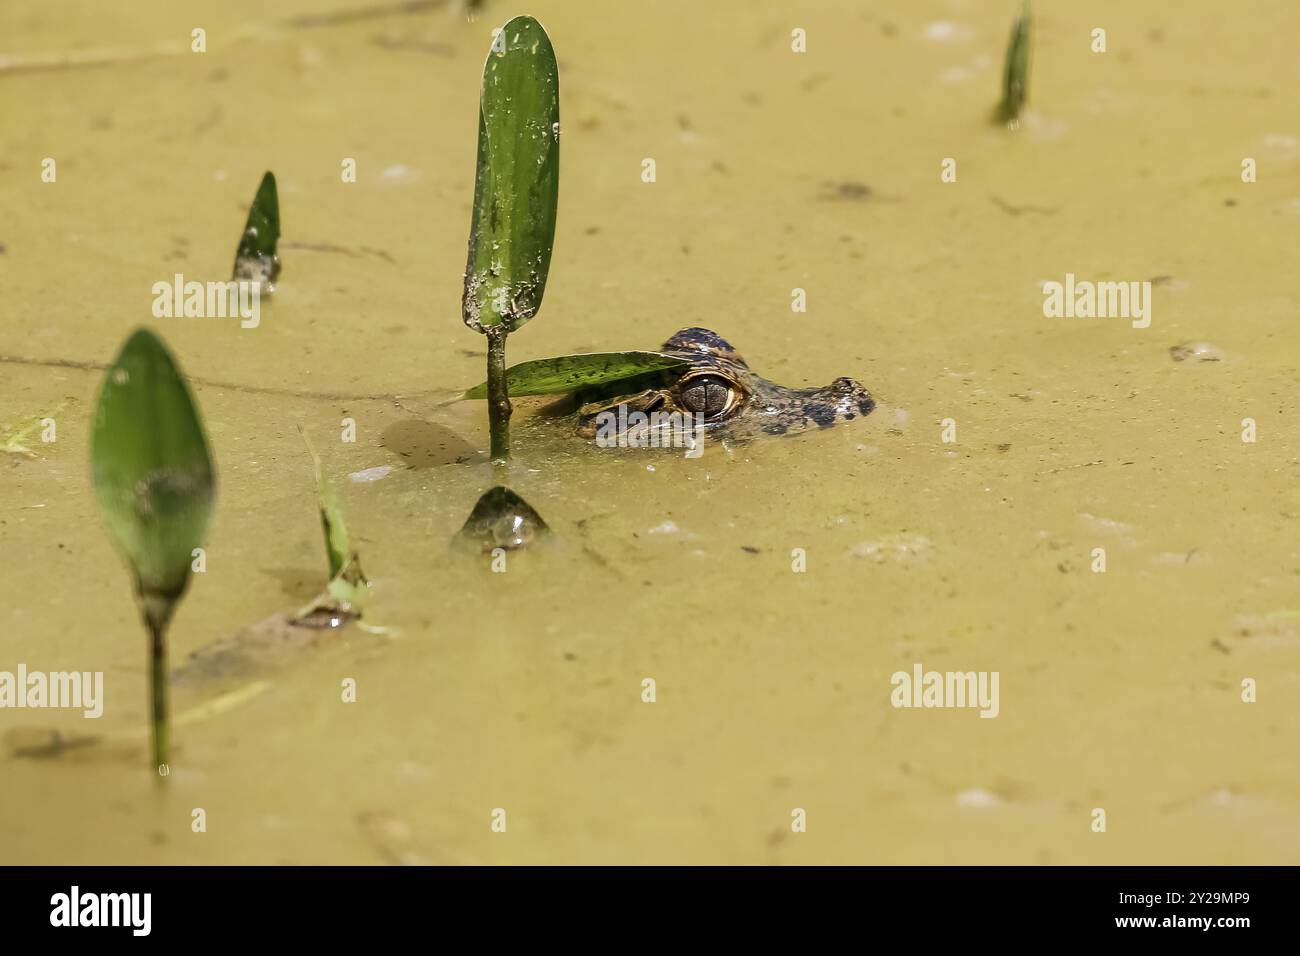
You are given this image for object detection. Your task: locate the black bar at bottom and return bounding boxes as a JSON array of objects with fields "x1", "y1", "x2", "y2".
[{"x1": 0, "y1": 865, "x2": 1287, "y2": 941}]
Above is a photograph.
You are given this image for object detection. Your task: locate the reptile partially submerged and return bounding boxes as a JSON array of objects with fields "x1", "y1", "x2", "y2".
[{"x1": 572, "y1": 327, "x2": 876, "y2": 441}]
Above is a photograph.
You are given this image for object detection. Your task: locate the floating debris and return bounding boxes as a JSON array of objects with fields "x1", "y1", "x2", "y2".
[
  {"x1": 1, "y1": 398, "x2": 74, "y2": 457},
  {"x1": 850, "y1": 533, "x2": 933, "y2": 565},
  {"x1": 349, "y1": 464, "x2": 395, "y2": 482},
  {"x1": 955, "y1": 788, "x2": 1002, "y2": 809},
  {"x1": 1169, "y1": 341, "x2": 1224, "y2": 363}
]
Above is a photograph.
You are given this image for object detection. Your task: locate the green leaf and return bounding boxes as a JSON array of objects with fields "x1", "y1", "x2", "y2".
[
  {"x1": 233, "y1": 170, "x2": 281, "y2": 289},
  {"x1": 298, "y1": 427, "x2": 351, "y2": 579},
  {"x1": 997, "y1": 0, "x2": 1032, "y2": 125},
  {"x1": 462, "y1": 16, "x2": 560, "y2": 333},
  {"x1": 463, "y1": 351, "x2": 689, "y2": 399},
  {"x1": 296, "y1": 427, "x2": 369, "y2": 618},
  {"x1": 91, "y1": 328, "x2": 215, "y2": 602}
]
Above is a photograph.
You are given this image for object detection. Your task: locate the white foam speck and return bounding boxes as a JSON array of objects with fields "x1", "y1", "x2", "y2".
[
  {"x1": 955, "y1": 788, "x2": 1001, "y2": 809},
  {"x1": 923, "y1": 21, "x2": 972, "y2": 43},
  {"x1": 349, "y1": 465, "x2": 393, "y2": 483}
]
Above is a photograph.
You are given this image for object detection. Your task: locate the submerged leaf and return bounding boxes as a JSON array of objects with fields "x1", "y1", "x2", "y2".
[
  {"x1": 463, "y1": 351, "x2": 689, "y2": 399},
  {"x1": 997, "y1": 0, "x2": 1032, "y2": 125},
  {"x1": 91, "y1": 328, "x2": 215, "y2": 602},
  {"x1": 2, "y1": 397, "x2": 74, "y2": 457},
  {"x1": 455, "y1": 486, "x2": 549, "y2": 552},
  {"x1": 233, "y1": 170, "x2": 282, "y2": 291},
  {"x1": 462, "y1": 16, "x2": 560, "y2": 333}
]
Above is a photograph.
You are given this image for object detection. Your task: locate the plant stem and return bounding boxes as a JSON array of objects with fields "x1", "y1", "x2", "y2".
[
  {"x1": 486, "y1": 327, "x2": 512, "y2": 462},
  {"x1": 141, "y1": 593, "x2": 174, "y2": 776}
]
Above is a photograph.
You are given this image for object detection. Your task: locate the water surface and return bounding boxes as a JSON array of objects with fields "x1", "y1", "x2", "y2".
[{"x1": 1, "y1": 0, "x2": 1298, "y2": 864}]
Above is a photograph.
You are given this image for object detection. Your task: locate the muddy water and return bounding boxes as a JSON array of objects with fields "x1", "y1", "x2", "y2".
[{"x1": 2, "y1": 0, "x2": 1298, "y2": 864}]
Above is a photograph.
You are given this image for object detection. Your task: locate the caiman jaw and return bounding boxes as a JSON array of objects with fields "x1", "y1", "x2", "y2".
[{"x1": 575, "y1": 388, "x2": 668, "y2": 439}]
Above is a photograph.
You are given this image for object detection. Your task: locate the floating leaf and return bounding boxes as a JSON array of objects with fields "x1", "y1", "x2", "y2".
[
  {"x1": 462, "y1": 16, "x2": 560, "y2": 333},
  {"x1": 996, "y1": 1, "x2": 1032, "y2": 125},
  {"x1": 91, "y1": 328, "x2": 215, "y2": 605},
  {"x1": 233, "y1": 170, "x2": 281, "y2": 291},
  {"x1": 463, "y1": 351, "x2": 689, "y2": 399}
]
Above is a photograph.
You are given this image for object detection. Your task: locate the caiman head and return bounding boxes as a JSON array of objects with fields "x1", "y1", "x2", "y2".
[{"x1": 575, "y1": 328, "x2": 875, "y2": 442}]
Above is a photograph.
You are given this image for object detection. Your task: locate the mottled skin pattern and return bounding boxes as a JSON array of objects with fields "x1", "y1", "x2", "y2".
[{"x1": 575, "y1": 327, "x2": 875, "y2": 440}]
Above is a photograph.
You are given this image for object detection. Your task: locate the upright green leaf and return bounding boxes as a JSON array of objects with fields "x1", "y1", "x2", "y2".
[
  {"x1": 462, "y1": 16, "x2": 560, "y2": 333},
  {"x1": 233, "y1": 170, "x2": 281, "y2": 290},
  {"x1": 997, "y1": 1, "x2": 1032, "y2": 125},
  {"x1": 296, "y1": 427, "x2": 369, "y2": 619},
  {"x1": 463, "y1": 351, "x2": 689, "y2": 399},
  {"x1": 91, "y1": 328, "x2": 215, "y2": 604},
  {"x1": 92, "y1": 328, "x2": 214, "y2": 773},
  {"x1": 299, "y1": 427, "x2": 351, "y2": 580}
]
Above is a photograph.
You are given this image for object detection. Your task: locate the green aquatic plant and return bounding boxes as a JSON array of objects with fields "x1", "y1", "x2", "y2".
[
  {"x1": 296, "y1": 427, "x2": 369, "y2": 621},
  {"x1": 996, "y1": 0, "x2": 1031, "y2": 126},
  {"x1": 90, "y1": 328, "x2": 215, "y2": 773},
  {"x1": 461, "y1": 15, "x2": 560, "y2": 461},
  {"x1": 463, "y1": 351, "x2": 688, "y2": 399},
  {"x1": 233, "y1": 170, "x2": 281, "y2": 291}
]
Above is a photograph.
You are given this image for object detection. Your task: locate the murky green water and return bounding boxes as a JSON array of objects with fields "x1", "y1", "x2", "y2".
[{"x1": 2, "y1": 0, "x2": 1298, "y2": 864}]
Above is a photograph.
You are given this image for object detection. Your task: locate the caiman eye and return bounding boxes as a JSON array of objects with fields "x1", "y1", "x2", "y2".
[{"x1": 678, "y1": 375, "x2": 735, "y2": 418}]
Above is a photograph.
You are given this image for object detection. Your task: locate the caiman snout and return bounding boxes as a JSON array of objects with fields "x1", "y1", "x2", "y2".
[
  {"x1": 829, "y1": 376, "x2": 876, "y2": 419},
  {"x1": 753, "y1": 376, "x2": 875, "y2": 434}
]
